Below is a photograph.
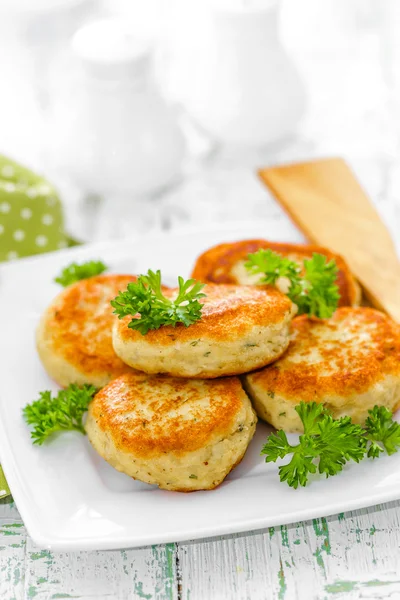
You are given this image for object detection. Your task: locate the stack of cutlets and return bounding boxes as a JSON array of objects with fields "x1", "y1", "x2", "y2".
[{"x1": 36, "y1": 239, "x2": 400, "y2": 492}]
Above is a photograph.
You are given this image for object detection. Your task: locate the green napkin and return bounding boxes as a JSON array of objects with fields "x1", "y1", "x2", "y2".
[
  {"x1": 0, "y1": 466, "x2": 10, "y2": 499},
  {"x1": 0, "y1": 155, "x2": 74, "y2": 499},
  {"x1": 0, "y1": 155, "x2": 68, "y2": 262}
]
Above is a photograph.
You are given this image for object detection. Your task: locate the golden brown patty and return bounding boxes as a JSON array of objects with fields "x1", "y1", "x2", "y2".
[
  {"x1": 86, "y1": 372, "x2": 257, "y2": 492},
  {"x1": 244, "y1": 308, "x2": 400, "y2": 432},
  {"x1": 36, "y1": 274, "x2": 139, "y2": 387},
  {"x1": 191, "y1": 239, "x2": 361, "y2": 307},
  {"x1": 112, "y1": 283, "x2": 295, "y2": 379}
]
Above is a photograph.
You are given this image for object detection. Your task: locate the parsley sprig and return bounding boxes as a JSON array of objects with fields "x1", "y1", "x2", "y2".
[
  {"x1": 364, "y1": 406, "x2": 400, "y2": 458},
  {"x1": 262, "y1": 402, "x2": 400, "y2": 488},
  {"x1": 23, "y1": 384, "x2": 97, "y2": 445},
  {"x1": 55, "y1": 260, "x2": 107, "y2": 287},
  {"x1": 111, "y1": 269, "x2": 206, "y2": 335},
  {"x1": 245, "y1": 250, "x2": 340, "y2": 318}
]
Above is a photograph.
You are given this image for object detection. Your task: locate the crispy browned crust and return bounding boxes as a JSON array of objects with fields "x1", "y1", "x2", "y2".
[
  {"x1": 191, "y1": 239, "x2": 360, "y2": 307},
  {"x1": 248, "y1": 307, "x2": 400, "y2": 401},
  {"x1": 41, "y1": 274, "x2": 139, "y2": 380},
  {"x1": 116, "y1": 283, "x2": 293, "y2": 346},
  {"x1": 89, "y1": 373, "x2": 245, "y2": 459}
]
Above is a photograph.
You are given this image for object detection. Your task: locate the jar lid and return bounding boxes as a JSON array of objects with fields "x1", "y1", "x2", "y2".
[{"x1": 71, "y1": 18, "x2": 152, "y2": 80}]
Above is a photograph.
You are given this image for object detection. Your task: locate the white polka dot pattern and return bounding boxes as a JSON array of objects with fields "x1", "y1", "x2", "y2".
[
  {"x1": 35, "y1": 235, "x2": 48, "y2": 247},
  {"x1": 13, "y1": 230, "x2": 25, "y2": 241},
  {"x1": 27, "y1": 188, "x2": 38, "y2": 198},
  {"x1": 0, "y1": 156, "x2": 67, "y2": 261},
  {"x1": 42, "y1": 214, "x2": 54, "y2": 225},
  {"x1": 38, "y1": 184, "x2": 52, "y2": 195},
  {"x1": 1, "y1": 165, "x2": 14, "y2": 177},
  {"x1": 21, "y1": 208, "x2": 32, "y2": 220}
]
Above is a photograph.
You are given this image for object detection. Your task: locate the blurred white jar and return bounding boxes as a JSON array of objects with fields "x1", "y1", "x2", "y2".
[
  {"x1": 49, "y1": 18, "x2": 185, "y2": 198},
  {"x1": 162, "y1": 0, "x2": 306, "y2": 148}
]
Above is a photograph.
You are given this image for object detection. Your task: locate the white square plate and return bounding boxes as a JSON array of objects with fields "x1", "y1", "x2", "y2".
[{"x1": 1, "y1": 222, "x2": 400, "y2": 551}]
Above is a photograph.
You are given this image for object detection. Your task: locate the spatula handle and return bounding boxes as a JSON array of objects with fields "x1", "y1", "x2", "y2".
[{"x1": 259, "y1": 158, "x2": 400, "y2": 322}]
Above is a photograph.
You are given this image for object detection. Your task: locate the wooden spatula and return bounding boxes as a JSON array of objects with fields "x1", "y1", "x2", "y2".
[{"x1": 259, "y1": 157, "x2": 400, "y2": 322}]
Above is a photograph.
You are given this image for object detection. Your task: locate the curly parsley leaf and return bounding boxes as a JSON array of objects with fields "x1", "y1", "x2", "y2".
[
  {"x1": 245, "y1": 249, "x2": 300, "y2": 286},
  {"x1": 278, "y1": 439, "x2": 318, "y2": 489},
  {"x1": 111, "y1": 269, "x2": 206, "y2": 335},
  {"x1": 55, "y1": 260, "x2": 107, "y2": 287},
  {"x1": 262, "y1": 402, "x2": 370, "y2": 489},
  {"x1": 262, "y1": 429, "x2": 319, "y2": 489},
  {"x1": 364, "y1": 406, "x2": 400, "y2": 458},
  {"x1": 261, "y1": 429, "x2": 294, "y2": 462},
  {"x1": 315, "y1": 416, "x2": 366, "y2": 477},
  {"x1": 23, "y1": 384, "x2": 97, "y2": 445},
  {"x1": 296, "y1": 254, "x2": 340, "y2": 319},
  {"x1": 245, "y1": 249, "x2": 339, "y2": 319},
  {"x1": 295, "y1": 401, "x2": 328, "y2": 436}
]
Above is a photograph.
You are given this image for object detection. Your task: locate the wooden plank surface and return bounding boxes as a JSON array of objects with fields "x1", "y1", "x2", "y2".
[
  {"x1": 0, "y1": 498, "x2": 178, "y2": 600},
  {"x1": 179, "y1": 503, "x2": 400, "y2": 600},
  {"x1": 4, "y1": 495, "x2": 400, "y2": 599}
]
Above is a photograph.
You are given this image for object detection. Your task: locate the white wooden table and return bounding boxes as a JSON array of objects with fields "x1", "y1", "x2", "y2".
[
  {"x1": 3, "y1": 10, "x2": 400, "y2": 599},
  {"x1": 2, "y1": 496, "x2": 400, "y2": 599}
]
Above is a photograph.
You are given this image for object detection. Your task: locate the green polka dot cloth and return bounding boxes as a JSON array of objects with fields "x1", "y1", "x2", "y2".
[
  {"x1": 0, "y1": 467, "x2": 10, "y2": 501},
  {"x1": 0, "y1": 155, "x2": 68, "y2": 262},
  {"x1": 0, "y1": 155, "x2": 73, "y2": 499}
]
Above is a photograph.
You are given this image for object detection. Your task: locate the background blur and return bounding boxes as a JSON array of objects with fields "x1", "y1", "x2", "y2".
[{"x1": 0, "y1": 0, "x2": 399, "y2": 247}]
